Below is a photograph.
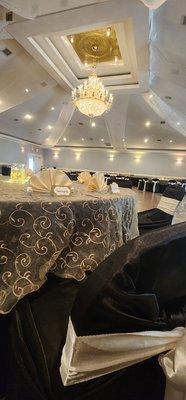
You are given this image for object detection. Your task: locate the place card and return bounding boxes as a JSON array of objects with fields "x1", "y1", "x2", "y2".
[
  {"x1": 110, "y1": 183, "x2": 120, "y2": 194},
  {"x1": 54, "y1": 186, "x2": 71, "y2": 196}
]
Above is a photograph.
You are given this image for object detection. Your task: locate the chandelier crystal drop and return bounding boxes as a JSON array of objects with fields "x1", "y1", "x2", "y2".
[{"x1": 72, "y1": 70, "x2": 113, "y2": 118}]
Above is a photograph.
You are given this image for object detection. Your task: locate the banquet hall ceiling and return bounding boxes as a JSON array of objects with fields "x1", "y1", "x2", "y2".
[{"x1": 0, "y1": 0, "x2": 185, "y2": 152}]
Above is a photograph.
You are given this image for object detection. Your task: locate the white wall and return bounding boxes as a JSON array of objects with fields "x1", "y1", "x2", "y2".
[
  {"x1": 0, "y1": 136, "x2": 44, "y2": 166},
  {"x1": 44, "y1": 147, "x2": 186, "y2": 178}
]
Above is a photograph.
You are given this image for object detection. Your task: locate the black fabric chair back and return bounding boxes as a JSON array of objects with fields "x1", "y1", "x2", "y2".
[
  {"x1": 162, "y1": 185, "x2": 185, "y2": 201},
  {"x1": 1, "y1": 165, "x2": 11, "y2": 176},
  {"x1": 3, "y1": 224, "x2": 186, "y2": 400},
  {"x1": 72, "y1": 223, "x2": 186, "y2": 336}
]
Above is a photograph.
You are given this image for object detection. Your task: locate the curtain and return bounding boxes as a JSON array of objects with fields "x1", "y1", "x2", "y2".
[
  {"x1": 140, "y1": 0, "x2": 167, "y2": 8},
  {"x1": 0, "y1": 0, "x2": 168, "y2": 19}
]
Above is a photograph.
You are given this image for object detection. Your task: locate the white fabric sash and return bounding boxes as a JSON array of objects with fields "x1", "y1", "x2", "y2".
[
  {"x1": 157, "y1": 197, "x2": 180, "y2": 216},
  {"x1": 153, "y1": 180, "x2": 159, "y2": 193},
  {"x1": 60, "y1": 318, "x2": 186, "y2": 400}
]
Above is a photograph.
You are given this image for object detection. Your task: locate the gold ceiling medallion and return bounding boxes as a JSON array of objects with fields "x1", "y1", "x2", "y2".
[
  {"x1": 72, "y1": 67, "x2": 113, "y2": 118},
  {"x1": 68, "y1": 27, "x2": 121, "y2": 64}
]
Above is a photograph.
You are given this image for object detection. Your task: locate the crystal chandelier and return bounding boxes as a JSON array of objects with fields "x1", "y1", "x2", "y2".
[{"x1": 72, "y1": 70, "x2": 113, "y2": 118}]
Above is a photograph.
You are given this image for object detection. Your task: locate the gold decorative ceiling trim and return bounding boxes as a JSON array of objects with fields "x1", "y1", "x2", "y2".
[{"x1": 67, "y1": 26, "x2": 122, "y2": 65}]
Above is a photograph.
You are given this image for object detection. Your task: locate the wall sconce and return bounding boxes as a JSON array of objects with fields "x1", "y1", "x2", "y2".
[
  {"x1": 176, "y1": 158, "x2": 182, "y2": 165},
  {"x1": 21, "y1": 146, "x2": 24, "y2": 153},
  {"x1": 54, "y1": 152, "x2": 59, "y2": 159},
  {"x1": 135, "y1": 157, "x2": 141, "y2": 162},
  {"x1": 109, "y1": 155, "x2": 114, "y2": 161},
  {"x1": 76, "y1": 153, "x2": 80, "y2": 160}
]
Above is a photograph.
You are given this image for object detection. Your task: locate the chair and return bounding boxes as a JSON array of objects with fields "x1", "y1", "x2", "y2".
[
  {"x1": 138, "y1": 178, "x2": 148, "y2": 191},
  {"x1": 138, "y1": 185, "x2": 185, "y2": 235},
  {"x1": 158, "y1": 179, "x2": 169, "y2": 193},
  {"x1": 115, "y1": 176, "x2": 132, "y2": 188},
  {"x1": 3, "y1": 223, "x2": 186, "y2": 400},
  {"x1": 1, "y1": 165, "x2": 11, "y2": 176},
  {"x1": 145, "y1": 178, "x2": 159, "y2": 193}
]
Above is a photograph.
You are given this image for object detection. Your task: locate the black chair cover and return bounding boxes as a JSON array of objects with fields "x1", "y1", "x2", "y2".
[
  {"x1": 2, "y1": 223, "x2": 186, "y2": 400},
  {"x1": 1, "y1": 165, "x2": 11, "y2": 176},
  {"x1": 138, "y1": 185, "x2": 185, "y2": 234},
  {"x1": 145, "y1": 179, "x2": 159, "y2": 192}
]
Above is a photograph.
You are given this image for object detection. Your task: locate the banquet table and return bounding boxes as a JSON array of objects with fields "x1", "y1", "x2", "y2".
[{"x1": 0, "y1": 179, "x2": 139, "y2": 314}]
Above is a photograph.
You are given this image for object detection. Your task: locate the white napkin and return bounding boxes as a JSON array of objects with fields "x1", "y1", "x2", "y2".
[
  {"x1": 77, "y1": 171, "x2": 92, "y2": 184},
  {"x1": 29, "y1": 168, "x2": 72, "y2": 192},
  {"x1": 87, "y1": 172, "x2": 107, "y2": 192}
]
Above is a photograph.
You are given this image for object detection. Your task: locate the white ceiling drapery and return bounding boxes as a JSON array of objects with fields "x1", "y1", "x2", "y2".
[
  {"x1": 140, "y1": 0, "x2": 167, "y2": 9},
  {"x1": 0, "y1": 0, "x2": 168, "y2": 19}
]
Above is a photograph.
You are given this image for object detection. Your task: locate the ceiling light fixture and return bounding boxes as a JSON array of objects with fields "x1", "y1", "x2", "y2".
[
  {"x1": 47, "y1": 125, "x2": 52, "y2": 130},
  {"x1": 63, "y1": 137, "x2": 67, "y2": 141},
  {"x1": 177, "y1": 122, "x2": 181, "y2": 126},
  {"x1": 169, "y1": 139, "x2": 173, "y2": 143},
  {"x1": 51, "y1": 106, "x2": 55, "y2": 111},
  {"x1": 144, "y1": 138, "x2": 148, "y2": 143},
  {"x1": 101, "y1": 138, "x2": 104, "y2": 142},
  {"x1": 149, "y1": 94, "x2": 153, "y2": 99},
  {"x1": 84, "y1": 61, "x2": 88, "y2": 67},
  {"x1": 21, "y1": 146, "x2": 24, "y2": 153},
  {"x1": 145, "y1": 121, "x2": 151, "y2": 127},
  {"x1": 91, "y1": 120, "x2": 96, "y2": 127},
  {"x1": 114, "y1": 55, "x2": 118, "y2": 63},
  {"x1": 24, "y1": 114, "x2": 33, "y2": 120},
  {"x1": 54, "y1": 152, "x2": 59, "y2": 159},
  {"x1": 25, "y1": 88, "x2": 29, "y2": 93},
  {"x1": 70, "y1": 36, "x2": 74, "y2": 43},
  {"x1": 72, "y1": 67, "x2": 113, "y2": 118},
  {"x1": 81, "y1": 137, "x2": 85, "y2": 141}
]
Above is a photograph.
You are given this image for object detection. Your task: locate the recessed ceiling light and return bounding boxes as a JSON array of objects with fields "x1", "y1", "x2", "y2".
[
  {"x1": 81, "y1": 137, "x2": 85, "y2": 141},
  {"x1": 101, "y1": 138, "x2": 104, "y2": 142},
  {"x1": 106, "y1": 27, "x2": 111, "y2": 37},
  {"x1": 169, "y1": 139, "x2": 173, "y2": 143},
  {"x1": 149, "y1": 94, "x2": 153, "y2": 99},
  {"x1": 70, "y1": 36, "x2": 74, "y2": 43},
  {"x1": 24, "y1": 114, "x2": 33, "y2": 120},
  {"x1": 51, "y1": 106, "x2": 55, "y2": 111},
  {"x1": 145, "y1": 121, "x2": 151, "y2": 127},
  {"x1": 177, "y1": 122, "x2": 181, "y2": 126},
  {"x1": 25, "y1": 88, "x2": 29, "y2": 93},
  {"x1": 144, "y1": 138, "x2": 148, "y2": 143},
  {"x1": 47, "y1": 125, "x2": 52, "y2": 130},
  {"x1": 91, "y1": 121, "x2": 96, "y2": 127},
  {"x1": 63, "y1": 137, "x2": 67, "y2": 141},
  {"x1": 122, "y1": 139, "x2": 125, "y2": 142}
]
